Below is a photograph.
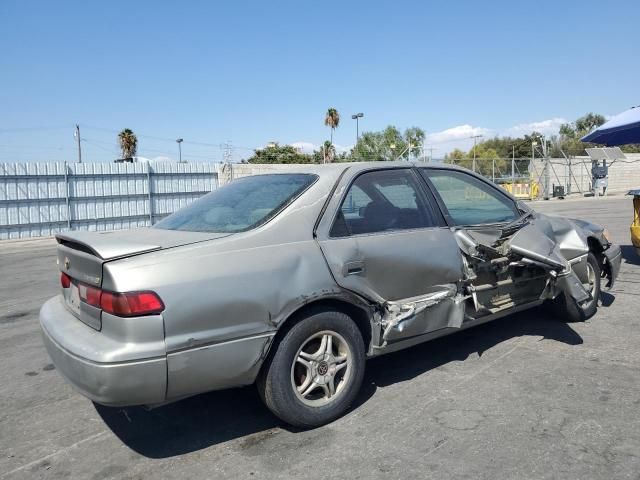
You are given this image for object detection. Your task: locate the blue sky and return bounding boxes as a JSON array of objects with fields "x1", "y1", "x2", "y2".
[{"x1": 1, "y1": 0, "x2": 638, "y2": 162}]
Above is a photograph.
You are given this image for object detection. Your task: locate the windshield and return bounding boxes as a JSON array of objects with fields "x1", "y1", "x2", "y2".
[{"x1": 154, "y1": 173, "x2": 317, "y2": 233}]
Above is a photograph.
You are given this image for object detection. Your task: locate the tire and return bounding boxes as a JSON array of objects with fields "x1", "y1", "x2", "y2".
[
  {"x1": 257, "y1": 309, "x2": 366, "y2": 428},
  {"x1": 552, "y1": 252, "x2": 601, "y2": 322}
]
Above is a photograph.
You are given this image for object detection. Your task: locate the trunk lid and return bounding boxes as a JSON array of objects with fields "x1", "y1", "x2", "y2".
[{"x1": 56, "y1": 228, "x2": 230, "y2": 329}]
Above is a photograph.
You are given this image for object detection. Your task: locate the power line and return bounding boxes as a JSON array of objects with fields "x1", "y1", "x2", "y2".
[{"x1": 0, "y1": 125, "x2": 72, "y2": 133}]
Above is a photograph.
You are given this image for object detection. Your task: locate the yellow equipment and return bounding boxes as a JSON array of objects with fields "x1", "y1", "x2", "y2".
[{"x1": 630, "y1": 189, "x2": 640, "y2": 256}]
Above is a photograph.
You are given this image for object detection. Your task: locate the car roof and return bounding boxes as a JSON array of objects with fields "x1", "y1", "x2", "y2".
[{"x1": 242, "y1": 161, "x2": 468, "y2": 182}]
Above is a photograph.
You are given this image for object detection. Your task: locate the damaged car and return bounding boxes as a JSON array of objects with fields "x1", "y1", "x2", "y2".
[{"x1": 39, "y1": 163, "x2": 622, "y2": 428}]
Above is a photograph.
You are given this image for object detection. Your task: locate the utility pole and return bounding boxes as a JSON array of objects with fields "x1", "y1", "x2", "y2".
[
  {"x1": 74, "y1": 124, "x2": 82, "y2": 163},
  {"x1": 470, "y1": 135, "x2": 483, "y2": 172},
  {"x1": 222, "y1": 141, "x2": 233, "y2": 163}
]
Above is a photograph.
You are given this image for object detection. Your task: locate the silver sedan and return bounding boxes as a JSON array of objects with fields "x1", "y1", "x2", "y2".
[{"x1": 40, "y1": 163, "x2": 622, "y2": 427}]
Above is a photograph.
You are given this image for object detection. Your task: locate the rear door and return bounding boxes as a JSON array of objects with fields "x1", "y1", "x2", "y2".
[{"x1": 316, "y1": 167, "x2": 465, "y2": 343}]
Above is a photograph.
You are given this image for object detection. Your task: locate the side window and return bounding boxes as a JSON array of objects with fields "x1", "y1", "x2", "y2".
[
  {"x1": 330, "y1": 169, "x2": 433, "y2": 237},
  {"x1": 424, "y1": 169, "x2": 519, "y2": 226}
]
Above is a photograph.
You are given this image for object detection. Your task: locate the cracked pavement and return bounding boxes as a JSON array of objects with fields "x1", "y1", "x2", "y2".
[{"x1": 1, "y1": 196, "x2": 639, "y2": 479}]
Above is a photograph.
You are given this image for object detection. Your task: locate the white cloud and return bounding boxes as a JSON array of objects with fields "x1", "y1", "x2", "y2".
[
  {"x1": 289, "y1": 141, "x2": 353, "y2": 154},
  {"x1": 503, "y1": 117, "x2": 567, "y2": 137},
  {"x1": 426, "y1": 124, "x2": 491, "y2": 145},
  {"x1": 425, "y1": 124, "x2": 492, "y2": 155},
  {"x1": 289, "y1": 142, "x2": 316, "y2": 154}
]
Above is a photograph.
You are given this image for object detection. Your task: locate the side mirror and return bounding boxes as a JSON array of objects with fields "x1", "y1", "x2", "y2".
[{"x1": 516, "y1": 200, "x2": 531, "y2": 214}]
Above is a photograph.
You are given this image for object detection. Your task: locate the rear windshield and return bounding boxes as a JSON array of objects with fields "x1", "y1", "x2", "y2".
[{"x1": 154, "y1": 173, "x2": 317, "y2": 233}]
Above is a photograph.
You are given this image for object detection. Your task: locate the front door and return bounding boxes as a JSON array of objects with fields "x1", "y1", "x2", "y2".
[
  {"x1": 316, "y1": 168, "x2": 465, "y2": 343},
  {"x1": 420, "y1": 167, "x2": 550, "y2": 313}
]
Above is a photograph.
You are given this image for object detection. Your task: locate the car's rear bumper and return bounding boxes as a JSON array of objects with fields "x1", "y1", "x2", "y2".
[
  {"x1": 603, "y1": 243, "x2": 622, "y2": 288},
  {"x1": 40, "y1": 296, "x2": 167, "y2": 406}
]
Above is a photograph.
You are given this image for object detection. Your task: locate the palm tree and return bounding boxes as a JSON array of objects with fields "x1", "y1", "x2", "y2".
[
  {"x1": 322, "y1": 140, "x2": 336, "y2": 163},
  {"x1": 324, "y1": 108, "x2": 340, "y2": 146},
  {"x1": 118, "y1": 128, "x2": 138, "y2": 160}
]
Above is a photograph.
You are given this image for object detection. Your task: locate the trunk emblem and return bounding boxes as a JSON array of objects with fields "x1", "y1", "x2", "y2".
[{"x1": 64, "y1": 257, "x2": 70, "y2": 270}]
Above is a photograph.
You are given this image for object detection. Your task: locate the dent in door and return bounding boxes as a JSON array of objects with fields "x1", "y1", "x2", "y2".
[{"x1": 381, "y1": 285, "x2": 465, "y2": 342}]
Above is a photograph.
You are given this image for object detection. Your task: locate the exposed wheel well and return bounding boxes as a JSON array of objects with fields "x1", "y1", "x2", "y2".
[
  {"x1": 268, "y1": 299, "x2": 373, "y2": 359},
  {"x1": 587, "y1": 236, "x2": 605, "y2": 269}
]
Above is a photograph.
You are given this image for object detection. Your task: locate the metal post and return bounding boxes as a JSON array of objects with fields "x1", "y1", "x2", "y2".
[
  {"x1": 147, "y1": 163, "x2": 154, "y2": 225},
  {"x1": 543, "y1": 137, "x2": 550, "y2": 200},
  {"x1": 511, "y1": 145, "x2": 515, "y2": 184},
  {"x1": 64, "y1": 162, "x2": 71, "y2": 229}
]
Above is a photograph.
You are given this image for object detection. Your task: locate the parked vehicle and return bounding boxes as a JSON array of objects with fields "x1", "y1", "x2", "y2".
[{"x1": 40, "y1": 163, "x2": 622, "y2": 427}]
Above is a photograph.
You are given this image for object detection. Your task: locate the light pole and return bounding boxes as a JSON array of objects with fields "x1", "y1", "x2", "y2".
[
  {"x1": 470, "y1": 134, "x2": 483, "y2": 172},
  {"x1": 176, "y1": 138, "x2": 183, "y2": 163},
  {"x1": 74, "y1": 124, "x2": 82, "y2": 163},
  {"x1": 351, "y1": 113, "x2": 364, "y2": 145}
]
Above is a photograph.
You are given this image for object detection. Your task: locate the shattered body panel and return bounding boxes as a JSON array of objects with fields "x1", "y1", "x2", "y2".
[{"x1": 39, "y1": 162, "x2": 622, "y2": 407}]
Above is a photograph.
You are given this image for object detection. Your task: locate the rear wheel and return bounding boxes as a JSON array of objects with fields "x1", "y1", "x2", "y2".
[
  {"x1": 552, "y1": 252, "x2": 601, "y2": 322},
  {"x1": 257, "y1": 309, "x2": 365, "y2": 428}
]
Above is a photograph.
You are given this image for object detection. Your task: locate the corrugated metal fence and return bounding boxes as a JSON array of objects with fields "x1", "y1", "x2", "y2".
[{"x1": 0, "y1": 162, "x2": 219, "y2": 240}]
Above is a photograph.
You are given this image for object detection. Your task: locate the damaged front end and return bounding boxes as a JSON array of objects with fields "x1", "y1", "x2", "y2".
[
  {"x1": 455, "y1": 216, "x2": 594, "y2": 319},
  {"x1": 375, "y1": 214, "x2": 606, "y2": 348}
]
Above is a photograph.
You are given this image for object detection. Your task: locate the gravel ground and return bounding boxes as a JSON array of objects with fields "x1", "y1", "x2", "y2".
[{"x1": 1, "y1": 196, "x2": 639, "y2": 480}]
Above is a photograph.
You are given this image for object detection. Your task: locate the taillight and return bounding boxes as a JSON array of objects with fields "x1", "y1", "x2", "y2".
[
  {"x1": 60, "y1": 272, "x2": 71, "y2": 289},
  {"x1": 101, "y1": 291, "x2": 164, "y2": 317},
  {"x1": 78, "y1": 283, "x2": 101, "y2": 308}
]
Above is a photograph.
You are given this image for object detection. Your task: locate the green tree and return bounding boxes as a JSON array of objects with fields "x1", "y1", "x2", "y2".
[
  {"x1": 352, "y1": 126, "x2": 404, "y2": 161},
  {"x1": 246, "y1": 143, "x2": 313, "y2": 164},
  {"x1": 117, "y1": 128, "x2": 138, "y2": 159},
  {"x1": 446, "y1": 148, "x2": 466, "y2": 161},
  {"x1": 351, "y1": 125, "x2": 425, "y2": 161},
  {"x1": 404, "y1": 127, "x2": 425, "y2": 159},
  {"x1": 324, "y1": 108, "x2": 340, "y2": 145},
  {"x1": 446, "y1": 144, "x2": 505, "y2": 177},
  {"x1": 558, "y1": 113, "x2": 607, "y2": 156},
  {"x1": 321, "y1": 140, "x2": 336, "y2": 163}
]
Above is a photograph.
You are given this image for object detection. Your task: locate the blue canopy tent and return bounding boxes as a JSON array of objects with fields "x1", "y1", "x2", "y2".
[
  {"x1": 581, "y1": 106, "x2": 640, "y2": 145},
  {"x1": 582, "y1": 106, "x2": 640, "y2": 254}
]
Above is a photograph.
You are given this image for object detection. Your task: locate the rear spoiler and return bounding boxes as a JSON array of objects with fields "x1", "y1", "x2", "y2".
[{"x1": 56, "y1": 231, "x2": 162, "y2": 261}]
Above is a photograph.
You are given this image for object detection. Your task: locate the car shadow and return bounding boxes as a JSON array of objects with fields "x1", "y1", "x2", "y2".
[
  {"x1": 621, "y1": 244, "x2": 640, "y2": 266},
  {"x1": 96, "y1": 309, "x2": 582, "y2": 459},
  {"x1": 359, "y1": 309, "x2": 582, "y2": 392}
]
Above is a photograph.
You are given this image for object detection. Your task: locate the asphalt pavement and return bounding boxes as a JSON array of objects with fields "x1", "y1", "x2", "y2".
[{"x1": 1, "y1": 196, "x2": 639, "y2": 479}]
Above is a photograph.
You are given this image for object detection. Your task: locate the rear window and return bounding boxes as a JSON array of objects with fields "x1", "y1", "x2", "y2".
[{"x1": 154, "y1": 174, "x2": 317, "y2": 233}]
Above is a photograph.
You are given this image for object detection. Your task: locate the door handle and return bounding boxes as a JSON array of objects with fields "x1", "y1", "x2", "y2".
[{"x1": 343, "y1": 260, "x2": 365, "y2": 276}]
